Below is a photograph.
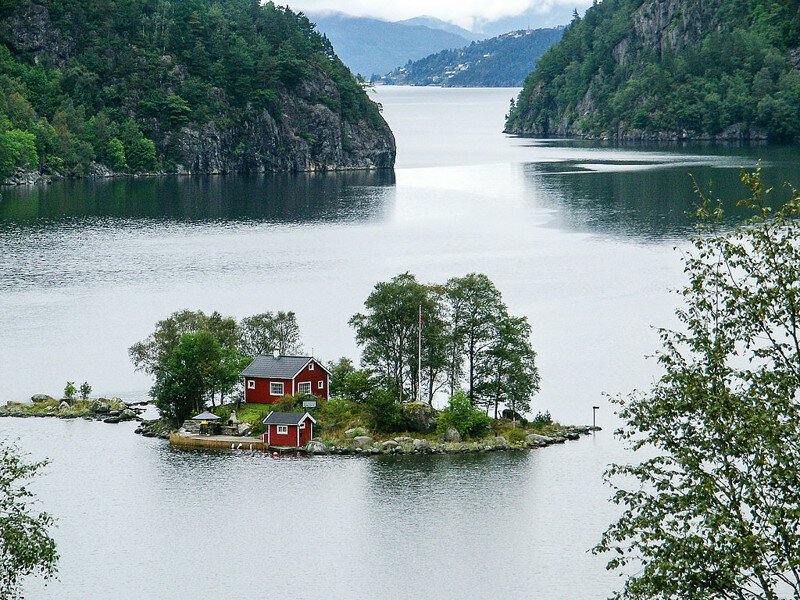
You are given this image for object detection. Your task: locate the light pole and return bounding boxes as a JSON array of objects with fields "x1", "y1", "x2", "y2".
[{"x1": 592, "y1": 405, "x2": 600, "y2": 431}]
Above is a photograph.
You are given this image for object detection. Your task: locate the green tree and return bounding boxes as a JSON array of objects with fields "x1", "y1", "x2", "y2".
[
  {"x1": 130, "y1": 309, "x2": 238, "y2": 377},
  {"x1": 477, "y1": 313, "x2": 540, "y2": 419},
  {"x1": 595, "y1": 169, "x2": 800, "y2": 598},
  {"x1": 0, "y1": 443, "x2": 58, "y2": 597},
  {"x1": 79, "y1": 382, "x2": 91, "y2": 401},
  {"x1": 436, "y1": 390, "x2": 492, "y2": 439},
  {"x1": 444, "y1": 273, "x2": 505, "y2": 405},
  {"x1": 106, "y1": 138, "x2": 127, "y2": 171},
  {"x1": 238, "y1": 311, "x2": 302, "y2": 357},
  {"x1": 63, "y1": 381, "x2": 76, "y2": 401},
  {"x1": 327, "y1": 357, "x2": 374, "y2": 403},
  {"x1": 126, "y1": 136, "x2": 158, "y2": 172},
  {"x1": 151, "y1": 331, "x2": 223, "y2": 423},
  {"x1": 350, "y1": 273, "x2": 436, "y2": 403}
]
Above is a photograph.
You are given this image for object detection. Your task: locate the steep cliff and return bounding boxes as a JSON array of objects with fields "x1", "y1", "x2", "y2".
[
  {"x1": 0, "y1": 0, "x2": 395, "y2": 184},
  {"x1": 505, "y1": 0, "x2": 800, "y2": 141}
]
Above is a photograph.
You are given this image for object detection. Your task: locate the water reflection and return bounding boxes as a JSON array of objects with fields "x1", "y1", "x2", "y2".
[
  {"x1": 0, "y1": 170, "x2": 396, "y2": 225},
  {"x1": 523, "y1": 146, "x2": 800, "y2": 239}
]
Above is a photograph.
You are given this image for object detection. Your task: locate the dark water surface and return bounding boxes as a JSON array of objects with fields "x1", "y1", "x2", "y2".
[{"x1": 2, "y1": 86, "x2": 800, "y2": 599}]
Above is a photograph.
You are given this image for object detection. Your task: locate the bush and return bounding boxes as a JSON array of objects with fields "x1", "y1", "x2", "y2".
[
  {"x1": 507, "y1": 427, "x2": 527, "y2": 444},
  {"x1": 63, "y1": 381, "x2": 77, "y2": 401},
  {"x1": 531, "y1": 410, "x2": 552, "y2": 428},
  {"x1": 318, "y1": 397, "x2": 356, "y2": 432},
  {"x1": 437, "y1": 391, "x2": 492, "y2": 440},
  {"x1": 79, "y1": 381, "x2": 91, "y2": 401},
  {"x1": 364, "y1": 388, "x2": 404, "y2": 433}
]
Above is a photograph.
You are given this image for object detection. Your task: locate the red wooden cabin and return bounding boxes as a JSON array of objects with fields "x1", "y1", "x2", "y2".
[
  {"x1": 261, "y1": 411, "x2": 316, "y2": 448},
  {"x1": 241, "y1": 353, "x2": 330, "y2": 404}
]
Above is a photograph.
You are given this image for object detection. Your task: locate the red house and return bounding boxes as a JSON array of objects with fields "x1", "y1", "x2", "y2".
[
  {"x1": 241, "y1": 353, "x2": 330, "y2": 404},
  {"x1": 261, "y1": 411, "x2": 316, "y2": 448}
]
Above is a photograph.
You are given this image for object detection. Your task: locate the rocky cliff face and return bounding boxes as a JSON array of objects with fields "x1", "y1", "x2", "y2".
[
  {"x1": 168, "y1": 71, "x2": 396, "y2": 175},
  {"x1": 505, "y1": 0, "x2": 799, "y2": 141},
  {"x1": 1, "y1": 1, "x2": 396, "y2": 183}
]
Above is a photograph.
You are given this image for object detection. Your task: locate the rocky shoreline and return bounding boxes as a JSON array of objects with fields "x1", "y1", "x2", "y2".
[
  {"x1": 307, "y1": 425, "x2": 599, "y2": 456},
  {"x1": 0, "y1": 395, "x2": 146, "y2": 423}
]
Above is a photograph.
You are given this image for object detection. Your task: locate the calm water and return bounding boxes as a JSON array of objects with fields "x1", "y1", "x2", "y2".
[{"x1": 2, "y1": 86, "x2": 800, "y2": 599}]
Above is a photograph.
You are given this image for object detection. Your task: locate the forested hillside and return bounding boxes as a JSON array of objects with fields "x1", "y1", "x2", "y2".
[
  {"x1": 505, "y1": 0, "x2": 800, "y2": 141},
  {"x1": 0, "y1": 0, "x2": 395, "y2": 184},
  {"x1": 380, "y1": 28, "x2": 564, "y2": 87}
]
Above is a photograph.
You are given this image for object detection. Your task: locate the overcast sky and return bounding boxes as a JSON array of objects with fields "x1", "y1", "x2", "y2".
[{"x1": 288, "y1": 0, "x2": 593, "y2": 29}]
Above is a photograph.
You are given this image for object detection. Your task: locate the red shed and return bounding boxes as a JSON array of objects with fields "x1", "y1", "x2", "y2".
[
  {"x1": 261, "y1": 411, "x2": 316, "y2": 448},
  {"x1": 242, "y1": 353, "x2": 330, "y2": 404}
]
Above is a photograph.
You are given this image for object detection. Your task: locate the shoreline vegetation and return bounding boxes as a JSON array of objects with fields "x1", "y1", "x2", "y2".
[{"x1": 0, "y1": 272, "x2": 600, "y2": 457}]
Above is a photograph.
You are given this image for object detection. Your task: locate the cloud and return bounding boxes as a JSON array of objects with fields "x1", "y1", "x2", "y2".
[{"x1": 290, "y1": 0, "x2": 592, "y2": 29}]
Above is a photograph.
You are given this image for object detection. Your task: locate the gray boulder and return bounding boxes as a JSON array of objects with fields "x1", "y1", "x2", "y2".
[
  {"x1": 380, "y1": 440, "x2": 399, "y2": 449},
  {"x1": 401, "y1": 402, "x2": 438, "y2": 433},
  {"x1": 31, "y1": 394, "x2": 55, "y2": 403},
  {"x1": 92, "y1": 401, "x2": 110, "y2": 414},
  {"x1": 490, "y1": 436, "x2": 508, "y2": 447},
  {"x1": 306, "y1": 440, "x2": 328, "y2": 455},
  {"x1": 345, "y1": 427, "x2": 368, "y2": 439},
  {"x1": 353, "y1": 435, "x2": 374, "y2": 448},
  {"x1": 441, "y1": 427, "x2": 462, "y2": 443},
  {"x1": 120, "y1": 409, "x2": 136, "y2": 421},
  {"x1": 394, "y1": 436, "x2": 414, "y2": 443},
  {"x1": 58, "y1": 401, "x2": 70, "y2": 411},
  {"x1": 413, "y1": 438, "x2": 431, "y2": 452},
  {"x1": 526, "y1": 434, "x2": 551, "y2": 445}
]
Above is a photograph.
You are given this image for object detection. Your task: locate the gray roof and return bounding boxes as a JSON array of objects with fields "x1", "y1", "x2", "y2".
[
  {"x1": 191, "y1": 411, "x2": 220, "y2": 421},
  {"x1": 241, "y1": 355, "x2": 319, "y2": 379},
  {"x1": 262, "y1": 411, "x2": 316, "y2": 425}
]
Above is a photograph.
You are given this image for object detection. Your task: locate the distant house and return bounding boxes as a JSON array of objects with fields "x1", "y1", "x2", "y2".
[
  {"x1": 262, "y1": 411, "x2": 316, "y2": 447},
  {"x1": 241, "y1": 352, "x2": 330, "y2": 404}
]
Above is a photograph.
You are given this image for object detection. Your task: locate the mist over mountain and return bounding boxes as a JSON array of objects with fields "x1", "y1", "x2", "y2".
[{"x1": 309, "y1": 12, "x2": 470, "y2": 77}]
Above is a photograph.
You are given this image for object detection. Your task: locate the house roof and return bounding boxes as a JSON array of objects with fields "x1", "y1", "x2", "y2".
[
  {"x1": 262, "y1": 411, "x2": 317, "y2": 426},
  {"x1": 241, "y1": 355, "x2": 330, "y2": 379},
  {"x1": 191, "y1": 411, "x2": 220, "y2": 421}
]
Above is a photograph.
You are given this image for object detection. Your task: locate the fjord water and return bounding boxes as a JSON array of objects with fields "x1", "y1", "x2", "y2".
[{"x1": 2, "y1": 87, "x2": 800, "y2": 599}]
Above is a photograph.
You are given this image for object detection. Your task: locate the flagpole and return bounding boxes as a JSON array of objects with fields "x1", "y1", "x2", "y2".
[{"x1": 418, "y1": 303, "x2": 423, "y2": 403}]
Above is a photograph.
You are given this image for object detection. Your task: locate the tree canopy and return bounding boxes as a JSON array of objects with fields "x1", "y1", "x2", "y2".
[
  {"x1": 0, "y1": 0, "x2": 383, "y2": 179},
  {"x1": 507, "y1": 0, "x2": 800, "y2": 140},
  {"x1": 596, "y1": 169, "x2": 800, "y2": 598},
  {"x1": 0, "y1": 443, "x2": 58, "y2": 597}
]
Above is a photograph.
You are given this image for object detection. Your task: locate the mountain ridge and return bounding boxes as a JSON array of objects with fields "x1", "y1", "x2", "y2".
[
  {"x1": 380, "y1": 27, "x2": 564, "y2": 87},
  {"x1": 505, "y1": 0, "x2": 800, "y2": 142}
]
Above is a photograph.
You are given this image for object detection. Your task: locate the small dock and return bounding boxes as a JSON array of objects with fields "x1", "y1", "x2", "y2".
[{"x1": 169, "y1": 431, "x2": 267, "y2": 451}]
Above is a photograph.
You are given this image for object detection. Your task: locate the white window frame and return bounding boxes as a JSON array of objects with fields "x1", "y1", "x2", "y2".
[
  {"x1": 318, "y1": 380, "x2": 324, "y2": 390},
  {"x1": 309, "y1": 363, "x2": 315, "y2": 371},
  {"x1": 299, "y1": 422, "x2": 306, "y2": 429},
  {"x1": 276, "y1": 425, "x2": 288, "y2": 434},
  {"x1": 297, "y1": 381, "x2": 312, "y2": 395},
  {"x1": 270, "y1": 382, "x2": 284, "y2": 396},
  {"x1": 247, "y1": 379, "x2": 255, "y2": 390}
]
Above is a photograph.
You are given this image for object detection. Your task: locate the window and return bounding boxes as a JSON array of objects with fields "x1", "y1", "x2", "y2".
[
  {"x1": 299, "y1": 422, "x2": 306, "y2": 429},
  {"x1": 270, "y1": 382, "x2": 284, "y2": 396},
  {"x1": 247, "y1": 380, "x2": 255, "y2": 390},
  {"x1": 298, "y1": 382, "x2": 311, "y2": 395},
  {"x1": 318, "y1": 380, "x2": 324, "y2": 390},
  {"x1": 277, "y1": 425, "x2": 288, "y2": 434},
  {"x1": 309, "y1": 363, "x2": 315, "y2": 371}
]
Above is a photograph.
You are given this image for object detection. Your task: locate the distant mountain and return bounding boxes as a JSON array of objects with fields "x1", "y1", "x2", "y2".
[
  {"x1": 379, "y1": 28, "x2": 564, "y2": 87},
  {"x1": 397, "y1": 16, "x2": 482, "y2": 41},
  {"x1": 309, "y1": 12, "x2": 470, "y2": 78},
  {"x1": 473, "y1": 6, "x2": 578, "y2": 37}
]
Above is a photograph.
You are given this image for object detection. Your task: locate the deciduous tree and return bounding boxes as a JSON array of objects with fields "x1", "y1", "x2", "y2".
[
  {"x1": 0, "y1": 444, "x2": 58, "y2": 597},
  {"x1": 595, "y1": 169, "x2": 800, "y2": 599}
]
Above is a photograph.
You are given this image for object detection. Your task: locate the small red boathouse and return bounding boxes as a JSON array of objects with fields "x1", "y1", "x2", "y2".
[{"x1": 261, "y1": 411, "x2": 316, "y2": 448}]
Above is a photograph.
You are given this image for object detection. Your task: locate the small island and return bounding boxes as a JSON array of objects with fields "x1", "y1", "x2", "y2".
[{"x1": 2, "y1": 272, "x2": 601, "y2": 456}]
